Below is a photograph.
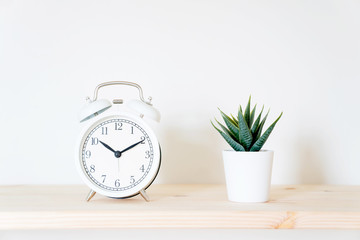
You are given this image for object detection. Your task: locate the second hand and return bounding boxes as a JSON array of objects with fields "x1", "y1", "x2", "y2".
[{"x1": 118, "y1": 158, "x2": 120, "y2": 175}]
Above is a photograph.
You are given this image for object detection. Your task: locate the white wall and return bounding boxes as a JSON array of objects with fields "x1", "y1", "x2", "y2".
[{"x1": 0, "y1": 0, "x2": 359, "y2": 187}]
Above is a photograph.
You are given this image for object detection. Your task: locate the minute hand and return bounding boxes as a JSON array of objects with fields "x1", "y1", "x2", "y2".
[{"x1": 120, "y1": 139, "x2": 145, "y2": 154}]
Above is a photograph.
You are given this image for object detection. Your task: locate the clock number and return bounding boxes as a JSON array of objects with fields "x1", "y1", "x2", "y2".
[
  {"x1": 102, "y1": 127, "x2": 108, "y2": 135},
  {"x1": 85, "y1": 150, "x2": 91, "y2": 158},
  {"x1": 90, "y1": 165, "x2": 95, "y2": 173},
  {"x1": 101, "y1": 175, "x2": 106, "y2": 183},
  {"x1": 140, "y1": 136, "x2": 145, "y2": 144},
  {"x1": 115, "y1": 179, "x2": 120, "y2": 187},
  {"x1": 131, "y1": 126, "x2": 134, "y2": 134},
  {"x1": 130, "y1": 176, "x2": 135, "y2": 184},
  {"x1": 140, "y1": 164, "x2": 145, "y2": 173},
  {"x1": 115, "y1": 122, "x2": 123, "y2": 130},
  {"x1": 91, "y1": 137, "x2": 99, "y2": 145},
  {"x1": 145, "y1": 150, "x2": 150, "y2": 159}
]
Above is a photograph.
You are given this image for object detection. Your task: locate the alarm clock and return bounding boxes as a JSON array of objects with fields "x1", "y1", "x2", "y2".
[{"x1": 75, "y1": 81, "x2": 161, "y2": 202}]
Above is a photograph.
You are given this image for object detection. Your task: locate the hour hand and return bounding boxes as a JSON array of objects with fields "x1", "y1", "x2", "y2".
[{"x1": 99, "y1": 141, "x2": 116, "y2": 153}]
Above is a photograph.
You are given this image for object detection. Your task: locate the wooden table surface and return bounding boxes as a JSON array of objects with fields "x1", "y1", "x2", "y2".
[{"x1": 1, "y1": 184, "x2": 360, "y2": 229}]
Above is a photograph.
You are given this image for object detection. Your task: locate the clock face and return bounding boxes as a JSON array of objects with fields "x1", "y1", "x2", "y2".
[{"x1": 78, "y1": 114, "x2": 161, "y2": 198}]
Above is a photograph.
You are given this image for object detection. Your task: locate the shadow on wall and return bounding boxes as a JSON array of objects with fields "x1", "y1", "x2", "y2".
[
  {"x1": 157, "y1": 120, "x2": 225, "y2": 184},
  {"x1": 296, "y1": 135, "x2": 326, "y2": 184}
]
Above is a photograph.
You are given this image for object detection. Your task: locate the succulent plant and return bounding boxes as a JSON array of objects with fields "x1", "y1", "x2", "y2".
[{"x1": 211, "y1": 96, "x2": 282, "y2": 151}]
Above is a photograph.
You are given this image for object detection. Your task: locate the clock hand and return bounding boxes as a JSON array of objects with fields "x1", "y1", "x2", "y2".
[
  {"x1": 119, "y1": 139, "x2": 145, "y2": 154},
  {"x1": 99, "y1": 141, "x2": 122, "y2": 158},
  {"x1": 99, "y1": 141, "x2": 116, "y2": 153}
]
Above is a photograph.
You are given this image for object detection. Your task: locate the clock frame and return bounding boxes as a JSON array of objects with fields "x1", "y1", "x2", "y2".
[{"x1": 76, "y1": 81, "x2": 161, "y2": 202}]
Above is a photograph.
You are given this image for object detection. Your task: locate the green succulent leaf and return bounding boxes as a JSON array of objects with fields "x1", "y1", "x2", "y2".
[
  {"x1": 244, "y1": 96, "x2": 251, "y2": 127},
  {"x1": 211, "y1": 121, "x2": 245, "y2": 151},
  {"x1": 215, "y1": 118, "x2": 237, "y2": 141},
  {"x1": 251, "y1": 105, "x2": 264, "y2": 135},
  {"x1": 213, "y1": 97, "x2": 282, "y2": 152},
  {"x1": 249, "y1": 104, "x2": 257, "y2": 129},
  {"x1": 250, "y1": 112, "x2": 283, "y2": 151},
  {"x1": 238, "y1": 107, "x2": 253, "y2": 150},
  {"x1": 254, "y1": 109, "x2": 269, "y2": 142},
  {"x1": 219, "y1": 109, "x2": 240, "y2": 141},
  {"x1": 230, "y1": 114, "x2": 239, "y2": 126}
]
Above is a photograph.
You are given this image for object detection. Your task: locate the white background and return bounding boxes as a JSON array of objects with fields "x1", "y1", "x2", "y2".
[{"x1": 1, "y1": 0, "x2": 360, "y2": 239}]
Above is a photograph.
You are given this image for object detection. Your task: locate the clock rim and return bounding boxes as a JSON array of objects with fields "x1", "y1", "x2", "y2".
[{"x1": 75, "y1": 112, "x2": 161, "y2": 198}]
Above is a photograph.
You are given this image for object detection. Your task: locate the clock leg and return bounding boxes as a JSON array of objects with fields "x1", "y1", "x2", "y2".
[
  {"x1": 139, "y1": 189, "x2": 150, "y2": 202},
  {"x1": 86, "y1": 190, "x2": 96, "y2": 202}
]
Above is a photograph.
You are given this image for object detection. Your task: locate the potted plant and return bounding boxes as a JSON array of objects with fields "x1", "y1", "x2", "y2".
[{"x1": 211, "y1": 96, "x2": 282, "y2": 202}]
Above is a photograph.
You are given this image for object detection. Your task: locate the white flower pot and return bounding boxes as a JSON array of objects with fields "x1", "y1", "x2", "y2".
[{"x1": 223, "y1": 150, "x2": 274, "y2": 203}]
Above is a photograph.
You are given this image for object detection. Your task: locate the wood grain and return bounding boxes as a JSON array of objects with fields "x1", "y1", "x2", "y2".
[{"x1": 1, "y1": 184, "x2": 360, "y2": 229}]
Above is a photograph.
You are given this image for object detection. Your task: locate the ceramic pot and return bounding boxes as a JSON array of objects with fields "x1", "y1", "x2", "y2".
[{"x1": 223, "y1": 150, "x2": 274, "y2": 203}]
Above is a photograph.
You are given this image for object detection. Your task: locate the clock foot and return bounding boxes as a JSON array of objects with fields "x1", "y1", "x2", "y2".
[
  {"x1": 86, "y1": 190, "x2": 96, "y2": 201},
  {"x1": 139, "y1": 189, "x2": 150, "y2": 202}
]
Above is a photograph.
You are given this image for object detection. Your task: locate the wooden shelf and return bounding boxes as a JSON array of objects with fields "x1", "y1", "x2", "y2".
[{"x1": 1, "y1": 184, "x2": 360, "y2": 229}]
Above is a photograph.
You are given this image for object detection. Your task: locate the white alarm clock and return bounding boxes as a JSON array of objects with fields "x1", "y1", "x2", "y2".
[{"x1": 76, "y1": 81, "x2": 161, "y2": 202}]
